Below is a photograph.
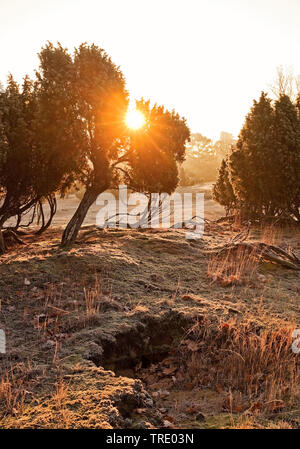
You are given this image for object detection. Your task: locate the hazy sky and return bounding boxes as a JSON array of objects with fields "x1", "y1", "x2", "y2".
[{"x1": 1, "y1": 0, "x2": 300, "y2": 139}]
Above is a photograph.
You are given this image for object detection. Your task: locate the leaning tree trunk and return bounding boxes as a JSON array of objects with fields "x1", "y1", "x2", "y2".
[
  {"x1": 61, "y1": 188, "x2": 101, "y2": 247},
  {"x1": 61, "y1": 154, "x2": 112, "y2": 247}
]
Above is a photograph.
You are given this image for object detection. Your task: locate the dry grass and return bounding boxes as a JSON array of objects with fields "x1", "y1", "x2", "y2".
[
  {"x1": 179, "y1": 315, "x2": 299, "y2": 415},
  {"x1": 84, "y1": 277, "x2": 103, "y2": 319},
  {"x1": 260, "y1": 224, "x2": 283, "y2": 246},
  {"x1": 51, "y1": 379, "x2": 71, "y2": 426},
  {"x1": 0, "y1": 362, "x2": 32, "y2": 416},
  {"x1": 208, "y1": 244, "x2": 260, "y2": 286},
  {"x1": 230, "y1": 415, "x2": 293, "y2": 429},
  {"x1": 207, "y1": 222, "x2": 296, "y2": 285}
]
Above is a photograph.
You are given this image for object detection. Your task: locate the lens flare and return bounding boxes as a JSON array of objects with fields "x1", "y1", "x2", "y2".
[{"x1": 125, "y1": 109, "x2": 145, "y2": 129}]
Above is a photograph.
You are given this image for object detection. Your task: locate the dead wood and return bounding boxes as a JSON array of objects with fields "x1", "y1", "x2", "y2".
[{"x1": 215, "y1": 241, "x2": 300, "y2": 270}]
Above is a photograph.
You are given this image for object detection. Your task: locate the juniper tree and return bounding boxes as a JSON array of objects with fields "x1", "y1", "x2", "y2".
[
  {"x1": 0, "y1": 46, "x2": 87, "y2": 251},
  {"x1": 228, "y1": 92, "x2": 275, "y2": 219},
  {"x1": 214, "y1": 92, "x2": 300, "y2": 222},
  {"x1": 35, "y1": 42, "x2": 87, "y2": 198},
  {"x1": 125, "y1": 99, "x2": 189, "y2": 194},
  {"x1": 37, "y1": 45, "x2": 191, "y2": 245},
  {"x1": 271, "y1": 94, "x2": 300, "y2": 220},
  {"x1": 57, "y1": 43, "x2": 129, "y2": 245},
  {"x1": 0, "y1": 76, "x2": 58, "y2": 251},
  {"x1": 212, "y1": 158, "x2": 236, "y2": 214},
  {"x1": 1, "y1": 42, "x2": 190, "y2": 247},
  {"x1": 0, "y1": 76, "x2": 39, "y2": 231}
]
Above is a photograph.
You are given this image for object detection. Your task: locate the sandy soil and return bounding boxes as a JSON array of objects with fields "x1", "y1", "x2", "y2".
[{"x1": 51, "y1": 183, "x2": 225, "y2": 228}]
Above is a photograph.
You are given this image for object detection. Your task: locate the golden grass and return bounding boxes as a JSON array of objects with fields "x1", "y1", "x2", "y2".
[
  {"x1": 180, "y1": 315, "x2": 299, "y2": 415},
  {"x1": 84, "y1": 277, "x2": 103, "y2": 319},
  {"x1": 208, "y1": 244, "x2": 260, "y2": 286},
  {"x1": 0, "y1": 363, "x2": 31, "y2": 415}
]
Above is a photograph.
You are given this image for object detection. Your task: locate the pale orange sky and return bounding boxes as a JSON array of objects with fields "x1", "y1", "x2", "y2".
[{"x1": 1, "y1": 0, "x2": 300, "y2": 139}]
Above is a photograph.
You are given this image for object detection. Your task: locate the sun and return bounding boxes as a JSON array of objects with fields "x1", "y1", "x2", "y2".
[{"x1": 125, "y1": 109, "x2": 145, "y2": 130}]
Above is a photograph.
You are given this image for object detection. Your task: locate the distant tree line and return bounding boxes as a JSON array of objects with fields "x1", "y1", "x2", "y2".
[
  {"x1": 0, "y1": 42, "x2": 190, "y2": 251},
  {"x1": 179, "y1": 131, "x2": 235, "y2": 186},
  {"x1": 213, "y1": 91, "x2": 300, "y2": 222}
]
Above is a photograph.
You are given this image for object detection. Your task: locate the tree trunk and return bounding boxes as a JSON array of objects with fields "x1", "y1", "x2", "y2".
[
  {"x1": 36, "y1": 195, "x2": 57, "y2": 235},
  {"x1": 0, "y1": 230, "x2": 6, "y2": 254},
  {"x1": 0, "y1": 216, "x2": 8, "y2": 254},
  {"x1": 61, "y1": 188, "x2": 100, "y2": 246}
]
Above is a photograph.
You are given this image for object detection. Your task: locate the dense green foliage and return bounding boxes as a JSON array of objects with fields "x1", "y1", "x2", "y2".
[
  {"x1": 212, "y1": 158, "x2": 236, "y2": 214},
  {"x1": 0, "y1": 76, "x2": 38, "y2": 226},
  {"x1": 213, "y1": 92, "x2": 300, "y2": 221},
  {"x1": 0, "y1": 72, "x2": 79, "y2": 229}
]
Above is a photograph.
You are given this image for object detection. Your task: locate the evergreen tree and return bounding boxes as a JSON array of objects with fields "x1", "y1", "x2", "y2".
[
  {"x1": 34, "y1": 45, "x2": 190, "y2": 245},
  {"x1": 0, "y1": 75, "x2": 39, "y2": 228},
  {"x1": 126, "y1": 99, "x2": 189, "y2": 195},
  {"x1": 214, "y1": 92, "x2": 300, "y2": 222},
  {"x1": 271, "y1": 95, "x2": 300, "y2": 219},
  {"x1": 0, "y1": 47, "x2": 87, "y2": 249},
  {"x1": 228, "y1": 92, "x2": 275, "y2": 219},
  {"x1": 212, "y1": 158, "x2": 236, "y2": 214}
]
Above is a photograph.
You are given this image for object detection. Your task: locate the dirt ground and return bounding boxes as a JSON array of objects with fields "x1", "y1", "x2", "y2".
[{"x1": 0, "y1": 186, "x2": 299, "y2": 429}]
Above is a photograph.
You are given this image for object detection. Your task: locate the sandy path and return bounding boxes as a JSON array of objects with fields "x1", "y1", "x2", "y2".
[
  {"x1": 5, "y1": 183, "x2": 224, "y2": 229},
  {"x1": 52, "y1": 184, "x2": 225, "y2": 228}
]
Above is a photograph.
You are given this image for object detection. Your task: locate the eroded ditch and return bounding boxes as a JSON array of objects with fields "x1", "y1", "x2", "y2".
[
  {"x1": 86, "y1": 309, "x2": 299, "y2": 429},
  {"x1": 87, "y1": 310, "x2": 214, "y2": 428},
  {"x1": 89, "y1": 310, "x2": 192, "y2": 371}
]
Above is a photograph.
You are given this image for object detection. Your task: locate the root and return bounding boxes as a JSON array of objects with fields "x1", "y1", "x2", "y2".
[{"x1": 0, "y1": 229, "x2": 26, "y2": 254}]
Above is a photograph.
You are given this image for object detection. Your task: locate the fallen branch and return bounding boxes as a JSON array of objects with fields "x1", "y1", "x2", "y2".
[{"x1": 215, "y1": 241, "x2": 300, "y2": 270}]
